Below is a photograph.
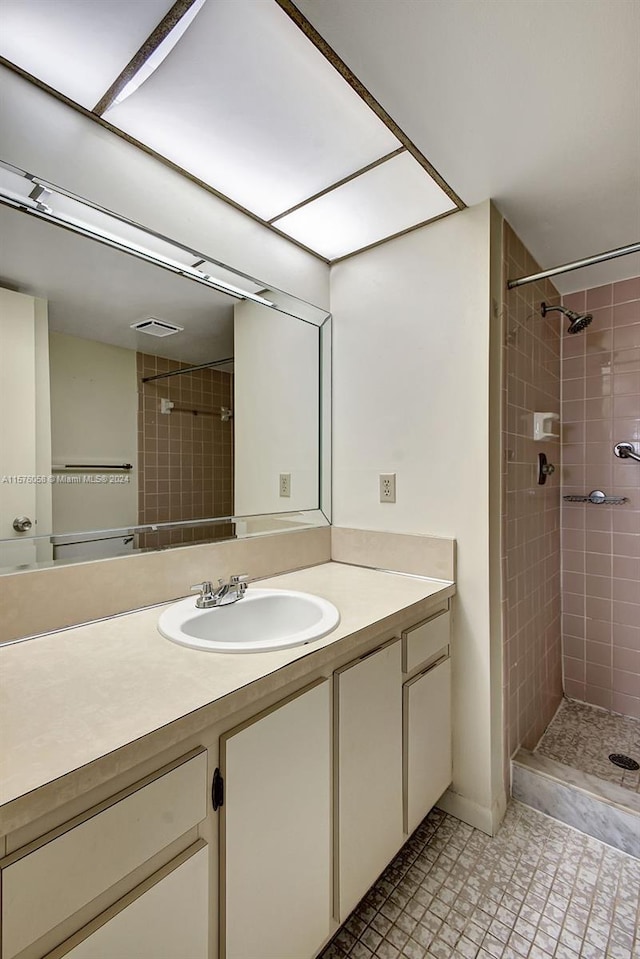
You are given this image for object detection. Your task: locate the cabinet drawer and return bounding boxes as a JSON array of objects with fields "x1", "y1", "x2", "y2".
[
  {"x1": 1, "y1": 750, "x2": 207, "y2": 959},
  {"x1": 402, "y1": 608, "x2": 450, "y2": 674},
  {"x1": 47, "y1": 844, "x2": 208, "y2": 959}
]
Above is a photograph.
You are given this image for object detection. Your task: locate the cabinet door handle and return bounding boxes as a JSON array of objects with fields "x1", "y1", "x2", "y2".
[
  {"x1": 212, "y1": 768, "x2": 224, "y2": 810},
  {"x1": 416, "y1": 651, "x2": 449, "y2": 678}
]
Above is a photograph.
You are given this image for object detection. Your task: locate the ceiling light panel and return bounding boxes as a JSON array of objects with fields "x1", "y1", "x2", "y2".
[
  {"x1": 105, "y1": 0, "x2": 401, "y2": 221},
  {"x1": 0, "y1": 0, "x2": 175, "y2": 108},
  {"x1": 273, "y1": 152, "x2": 457, "y2": 260}
]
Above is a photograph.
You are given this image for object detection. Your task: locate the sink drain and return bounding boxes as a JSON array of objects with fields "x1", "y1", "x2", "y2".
[{"x1": 609, "y1": 753, "x2": 639, "y2": 771}]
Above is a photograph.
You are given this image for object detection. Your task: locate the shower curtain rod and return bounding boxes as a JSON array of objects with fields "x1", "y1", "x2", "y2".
[
  {"x1": 507, "y1": 241, "x2": 640, "y2": 290},
  {"x1": 142, "y1": 356, "x2": 234, "y2": 383}
]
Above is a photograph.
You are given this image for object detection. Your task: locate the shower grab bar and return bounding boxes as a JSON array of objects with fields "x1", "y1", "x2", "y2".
[{"x1": 614, "y1": 443, "x2": 640, "y2": 463}]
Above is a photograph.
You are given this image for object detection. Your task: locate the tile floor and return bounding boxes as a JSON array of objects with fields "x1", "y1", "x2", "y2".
[
  {"x1": 536, "y1": 700, "x2": 640, "y2": 794},
  {"x1": 319, "y1": 802, "x2": 640, "y2": 959}
]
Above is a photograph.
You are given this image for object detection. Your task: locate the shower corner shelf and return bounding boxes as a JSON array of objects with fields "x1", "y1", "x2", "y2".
[{"x1": 563, "y1": 490, "x2": 628, "y2": 505}]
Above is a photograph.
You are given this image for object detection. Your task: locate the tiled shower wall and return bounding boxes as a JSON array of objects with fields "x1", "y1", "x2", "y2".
[
  {"x1": 502, "y1": 223, "x2": 563, "y2": 763},
  {"x1": 136, "y1": 353, "x2": 233, "y2": 548},
  {"x1": 561, "y1": 275, "x2": 640, "y2": 719}
]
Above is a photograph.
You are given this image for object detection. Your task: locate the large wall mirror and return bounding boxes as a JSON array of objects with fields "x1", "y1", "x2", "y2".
[{"x1": 0, "y1": 161, "x2": 331, "y2": 573}]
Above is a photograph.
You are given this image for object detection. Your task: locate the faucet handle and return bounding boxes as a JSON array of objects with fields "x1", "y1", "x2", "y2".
[
  {"x1": 191, "y1": 581, "x2": 214, "y2": 597},
  {"x1": 230, "y1": 573, "x2": 249, "y2": 596}
]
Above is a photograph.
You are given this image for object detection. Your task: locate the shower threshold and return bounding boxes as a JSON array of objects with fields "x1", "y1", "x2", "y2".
[{"x1": 511, "y1": 699, "x2": 640, "y2": 858}]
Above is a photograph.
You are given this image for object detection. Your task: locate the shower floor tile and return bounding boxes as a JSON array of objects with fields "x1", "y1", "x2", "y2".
[
  {"x1": 535, "y1": 699, "x2": 640, "y2": 794},
  {"x1": 319, "y1": 802, "x2": 640, "y2": 959}
]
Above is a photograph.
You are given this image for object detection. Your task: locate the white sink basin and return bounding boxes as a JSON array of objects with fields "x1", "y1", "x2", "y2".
[{"x1": 158, "y1": 588, "x2": 340, "y2": 653}]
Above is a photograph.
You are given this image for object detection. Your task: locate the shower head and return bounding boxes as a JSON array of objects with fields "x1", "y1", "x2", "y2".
[
  {"x1": 565, "y1": 310, "x2": 593, "y2": 334},
  {"x1": 540, "y1": 302, "x2": 593, "y2": 334}
]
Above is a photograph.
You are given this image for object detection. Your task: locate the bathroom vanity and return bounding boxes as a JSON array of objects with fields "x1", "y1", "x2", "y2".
[{"x1": 0, "y1": 562, "x2": 454, "y2": 959}]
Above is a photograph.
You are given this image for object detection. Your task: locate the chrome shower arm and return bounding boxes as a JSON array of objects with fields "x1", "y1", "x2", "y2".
[{"x1": 614, "y1": 443, "x2": 640, "y2": 463}]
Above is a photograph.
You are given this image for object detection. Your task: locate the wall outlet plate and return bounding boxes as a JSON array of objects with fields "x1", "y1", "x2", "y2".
[
  {"x1": 379, "y1": 473, "x2": 396, "y2": 503},
  {"x1": 279, "y1": 473, "x2": 291, "y2": 497}
]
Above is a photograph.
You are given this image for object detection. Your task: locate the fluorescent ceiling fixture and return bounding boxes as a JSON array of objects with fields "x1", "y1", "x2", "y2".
[
  {"x1": 49, "y1": 193, "x2": 196, "y2": 267},
  {"x1": 0, "y1": 0, "x2": 175, "y2": 109},
  {"x1": 0, "y1": 165, "x2": 37, "y2": 199},
  {"x1": 193, "y1": 261, "x2": 266, "y2": 297},
  {"x1": 0, "y1": 164, "x2": 274, "y2": 307},
  {"x1": 273, "y1": 152, "x2": 458, "y2": 260},
  {"x1": 105, "y1": 0, "x2": 400, "y2": 220},
  {"x1": 109, "y1": 0, "x2": 207, "y2": 109}
]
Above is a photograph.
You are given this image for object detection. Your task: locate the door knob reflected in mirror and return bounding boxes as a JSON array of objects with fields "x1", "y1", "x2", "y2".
[{"x1": 13, "y1": 516, "x2": 33, "y2": 532}]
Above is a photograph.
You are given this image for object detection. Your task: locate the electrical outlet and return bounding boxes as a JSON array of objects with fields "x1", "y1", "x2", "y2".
[
  {"x1": 379, "y1": 473, "x2": 396, "y2": 503},
  {"x1": 279, "y1": 472, "x2": 291, "y2": 497}
]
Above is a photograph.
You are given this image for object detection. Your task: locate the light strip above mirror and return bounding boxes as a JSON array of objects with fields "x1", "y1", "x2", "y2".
[{"x1": 0, "y1": 159, "x2": 276, "y2": 307}]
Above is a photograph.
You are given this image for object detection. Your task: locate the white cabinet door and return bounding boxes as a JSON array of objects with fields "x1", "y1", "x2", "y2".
[
  {"x1": 335, "y1": 640, "x2": 403, "y2": 920},
  {"x1": 58, "y1": 844, "x2": 208, "y2": 959},
  {"x1": 404, "y1": 658, "x2": 452, "y2": 835},
  {"x1": 221, "y1": 679, "x2": 332, "y2": 959}
]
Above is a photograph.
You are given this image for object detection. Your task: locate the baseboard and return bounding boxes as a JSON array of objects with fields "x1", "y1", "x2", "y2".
[{"x1": 438, "y1": 788, "x2": 498, "y2": 835}]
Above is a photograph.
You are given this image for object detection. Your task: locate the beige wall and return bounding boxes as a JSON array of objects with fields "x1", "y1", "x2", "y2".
[
  {"x1": 561, "y1": 276, "x2": 640, "y2": 719},
  {"x1": 49, "y1": 333, "x2": 138, "y2": 534},
  {"x1": 501, "y1": 224, "x2": 563, "y2": 770},
  {"x1": 234, "y1": 301, "x2": 319, "y2": 515},
  {"x1": 330, "y1": 202, "x2": 506, "y2": 832}
]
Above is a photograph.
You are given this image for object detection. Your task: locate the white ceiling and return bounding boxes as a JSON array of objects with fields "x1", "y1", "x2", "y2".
[{"x1": 295, "y1": 0, "x2": 640, "y2": 291}]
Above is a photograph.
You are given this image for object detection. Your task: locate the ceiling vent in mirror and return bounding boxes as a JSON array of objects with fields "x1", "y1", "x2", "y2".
[{"x1": 130, "y1": 318, "x2": 184, "y2": 337}]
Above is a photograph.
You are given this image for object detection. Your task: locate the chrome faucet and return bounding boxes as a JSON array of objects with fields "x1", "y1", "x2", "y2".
[{"x1": 190, "y1": 574, "x2": 249, "y2": 608}]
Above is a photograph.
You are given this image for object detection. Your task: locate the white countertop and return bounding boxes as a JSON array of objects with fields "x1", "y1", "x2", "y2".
[{"x1": 0, "y1": 562, "x2": 454, "y2": 830}]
